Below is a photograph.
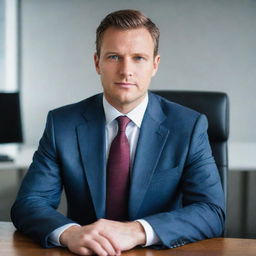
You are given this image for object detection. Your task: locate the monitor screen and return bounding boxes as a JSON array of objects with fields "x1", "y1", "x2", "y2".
[{"x1": 0, "y1": 92, "x2": 23, "y2": 143}]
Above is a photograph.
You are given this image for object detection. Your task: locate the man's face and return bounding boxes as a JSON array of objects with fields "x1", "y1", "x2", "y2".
[{"x1": 94, "y1": 27, "x2": 160, "y2": 113}]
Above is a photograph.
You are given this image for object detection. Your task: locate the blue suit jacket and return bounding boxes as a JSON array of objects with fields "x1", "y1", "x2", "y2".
[{"x1": 11, "y1": 92, "x2": 225, "y2": 248}]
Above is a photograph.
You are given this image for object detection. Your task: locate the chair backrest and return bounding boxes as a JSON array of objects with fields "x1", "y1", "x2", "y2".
[{"x1": 152, "y1": 90, "x2": 229, "y2": 211}]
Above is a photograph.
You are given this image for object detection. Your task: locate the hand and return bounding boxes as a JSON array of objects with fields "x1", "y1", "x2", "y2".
[{"x1": 60, "y1": 219, "x2": 146, "y2": 256}]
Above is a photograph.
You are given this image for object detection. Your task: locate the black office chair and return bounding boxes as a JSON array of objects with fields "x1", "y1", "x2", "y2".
[{"x1": 152, "y1": 90, "x2": 229, "y2": 219}]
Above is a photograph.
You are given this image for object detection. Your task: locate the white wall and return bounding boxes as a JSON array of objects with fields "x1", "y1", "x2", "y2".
[{"x1": 20, "y1": 0, "x2": 256, "y2": 146}]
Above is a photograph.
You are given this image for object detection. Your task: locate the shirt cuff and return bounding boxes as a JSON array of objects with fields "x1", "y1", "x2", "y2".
[
  {"x1": 136, "y1": 219, "x2": 160, "y2": 247},
  {"x1": 48, "y1": 223, "x2": 80, "y2": 247}
]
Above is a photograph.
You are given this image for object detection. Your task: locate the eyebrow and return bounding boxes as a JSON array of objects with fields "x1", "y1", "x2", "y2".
[
  {"x1": 104, "y1": 52, "x2": 150, "y2": 58},
  {"x1": 104, "y1": 52, "x2": 119, "y2": 56}
]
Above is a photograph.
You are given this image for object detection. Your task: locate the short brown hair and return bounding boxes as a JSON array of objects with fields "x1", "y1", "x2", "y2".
[{"x1": 96, "y1": 9, "x2": 160, "y2": 57}]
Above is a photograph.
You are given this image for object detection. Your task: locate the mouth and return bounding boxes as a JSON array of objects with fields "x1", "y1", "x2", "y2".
[{"x1": 114, "y1": 82, "x2": 137, "y2": 88}]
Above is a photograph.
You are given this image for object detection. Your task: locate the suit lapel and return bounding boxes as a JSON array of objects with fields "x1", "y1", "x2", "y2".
[
  {"x1": 76, "y1": 93, "x2": 173, "y2": 220},
  {"x1": 129, "y1": 93, "x2": 170, "y2": 219},
  {"x1": 76, "y1": 95, "x2": 106, "y2": 219}
]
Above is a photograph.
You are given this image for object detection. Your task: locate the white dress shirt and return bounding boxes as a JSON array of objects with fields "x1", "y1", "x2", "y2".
[{"x1": 49, "y1": 93, "x2": 159, "y2": 247}]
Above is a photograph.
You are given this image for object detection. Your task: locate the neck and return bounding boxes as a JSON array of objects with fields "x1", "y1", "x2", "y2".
[
  {"x1": 114, "y1": 104, "x2": 137, "y2": 114},
  {"x1": 104, "y1": 95, "x2": 147, "y2": 114}
]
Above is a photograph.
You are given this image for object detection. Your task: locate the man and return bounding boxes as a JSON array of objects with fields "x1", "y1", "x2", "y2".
[{"x1": 11, "y1": 9, "x2": 225, "y2": 256}]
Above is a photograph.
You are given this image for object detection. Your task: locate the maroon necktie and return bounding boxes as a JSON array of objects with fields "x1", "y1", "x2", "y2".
[{"x1": 106, "y1": 116, "x2": 131, "y2": 221}]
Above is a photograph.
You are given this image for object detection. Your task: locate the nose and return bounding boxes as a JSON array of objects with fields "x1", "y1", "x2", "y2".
[{"x1": 119, "y1": 58, "x2": 133, "y2": 78}]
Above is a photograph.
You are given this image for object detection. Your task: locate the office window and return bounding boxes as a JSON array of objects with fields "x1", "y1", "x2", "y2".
[
  {"x1": 0, "y1": 0, "x2": 5, "y2": 89},
  {"x1": 0, "y1": 0, "x2": 18, "y2": 91}
]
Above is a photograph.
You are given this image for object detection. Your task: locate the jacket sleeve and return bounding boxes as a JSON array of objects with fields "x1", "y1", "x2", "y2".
[
  {"x1": 11, "y1": 111, "x2": 76, "y2": 248},
  {"x1": 144, "y1": 114, "x2": 225, "y2": 249}
]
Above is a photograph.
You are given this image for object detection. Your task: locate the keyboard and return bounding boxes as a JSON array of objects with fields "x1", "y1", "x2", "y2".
[{"x1": 0, "y1": 154, "x2": 14, "y2": 162}]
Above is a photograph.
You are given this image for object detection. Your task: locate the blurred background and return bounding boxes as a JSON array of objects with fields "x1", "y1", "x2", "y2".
[{"x1": 0, "y1": 0, "x2": 255, "y2": 238}]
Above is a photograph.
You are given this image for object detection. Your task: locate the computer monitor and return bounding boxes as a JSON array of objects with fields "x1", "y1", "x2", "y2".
[{"x1": 0, "y1": 92, "x2": 23, "y2": 144}]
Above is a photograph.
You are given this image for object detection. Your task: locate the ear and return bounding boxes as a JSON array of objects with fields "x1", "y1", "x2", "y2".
[
  {"x1": 94, "y1": 53, "x2": 101, "y2": 74},
  {"x1": 152, "y1": 54, "x2": 160, "y2": 77}
]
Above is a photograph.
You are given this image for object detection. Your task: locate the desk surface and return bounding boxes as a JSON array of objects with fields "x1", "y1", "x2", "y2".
[
  {"x1": 229, "y1": 142, "x2": 256, "y2": 171},
  {"x1": 0, "y1": 147, "x2": 35, "y2": 170},
  {"x1": 1, "y1": 222, "x2": 256, "y2": 256}
]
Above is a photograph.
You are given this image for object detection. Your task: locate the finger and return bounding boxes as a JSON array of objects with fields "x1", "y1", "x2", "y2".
[
  {"x1": 100, "y1": 232, "x2": 121, "y2": 255},
  {"x1": 75, "y1": 246, "x2": 94, "y2": 255},
  {"x1": 94, "y1": 234, "x2": 118, "y2": 256},
  {"x1": 83, "y1": 239, "x2": 109, "y2": 256}
]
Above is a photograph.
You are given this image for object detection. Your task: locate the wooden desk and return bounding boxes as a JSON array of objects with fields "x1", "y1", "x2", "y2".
[{"x1": 1, "y1": 222, "x2": 256, "y2": 256}]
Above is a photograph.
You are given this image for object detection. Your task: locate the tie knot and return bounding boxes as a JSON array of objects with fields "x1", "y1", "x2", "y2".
[{"x1": 117, "y1": 116, "x2": 130, "y2": 132}]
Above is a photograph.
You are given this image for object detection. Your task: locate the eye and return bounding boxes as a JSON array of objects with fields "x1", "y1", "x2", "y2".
[
  {"x1": 108, "y1": 55, "x2": 119, "y2": 60},
  {"x1": 134, "y1": 56, "x2": 145, "y2": 61}
]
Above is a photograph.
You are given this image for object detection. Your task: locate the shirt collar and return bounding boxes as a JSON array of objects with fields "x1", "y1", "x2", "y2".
[{"x1": 103, "y1": 93, "x2": 148, "y2": 128}]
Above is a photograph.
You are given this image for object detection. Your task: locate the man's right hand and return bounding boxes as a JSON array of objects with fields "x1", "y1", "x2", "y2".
[{"x1": 60, "y1": 222, "x2": 121, "y2": 256}]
